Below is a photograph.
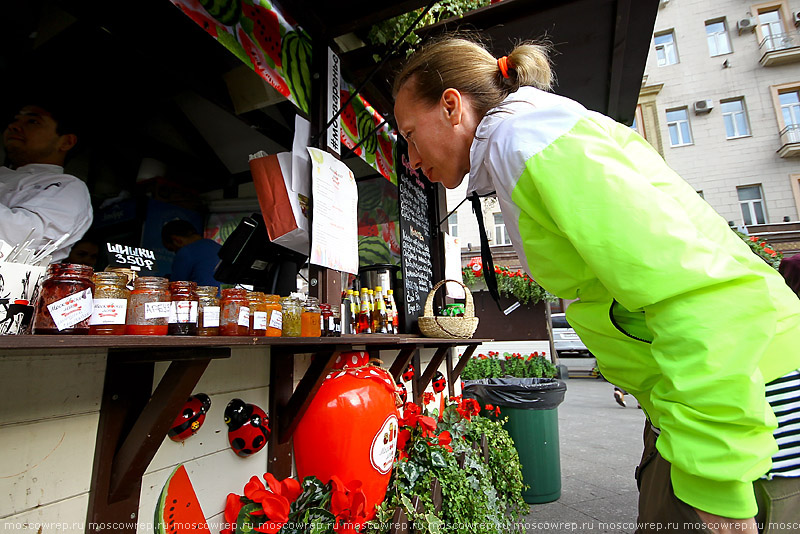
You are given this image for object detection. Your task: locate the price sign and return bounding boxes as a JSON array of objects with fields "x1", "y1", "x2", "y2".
[{"x1": 106, "y1": 243, "x2": 158, "y2": 274}]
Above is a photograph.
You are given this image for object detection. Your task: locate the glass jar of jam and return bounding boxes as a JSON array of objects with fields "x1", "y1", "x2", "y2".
[
  {"x1": 265, "y1": 294, "x2": 282, "y2": 337},
  {"x1": 125, "y1": 277, "x2": 170, "y2": 335},
  {"x1": 247, "y1": 291, "x2": 268, "y2": 337},
  {"x1": 280, "y1": 296, "x2": 301, "y2": 337},
  {"x1": 32, "y1": 263, "x2": 95, "y2": 335},
  {"x1": 301, "y1": 296, "x2": 322, "y2": 337},
  {"x1": 220, "y1": 288, "x2": 249, "y2": 336},
  {"x1": 197, "y1": 286, "x2": 220, "y2": 336},
  {"x1": 168, "y1": 281, "x2": 198, "y2": 336},
  {"x1": 89, "y1": 271, "x2": 129, "y2": 335},
  {"x1": 320, "y1": 303, "x2": 332, "y2": 337}
]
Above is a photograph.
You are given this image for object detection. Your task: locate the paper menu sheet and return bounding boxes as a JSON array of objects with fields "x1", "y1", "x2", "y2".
[{"x1": 307, "y1": 147, "x2": 359, "y2": 275}]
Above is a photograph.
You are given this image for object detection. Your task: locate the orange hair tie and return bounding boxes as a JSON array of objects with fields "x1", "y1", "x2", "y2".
[{"x1": 497, "y1": 56, "x2": 510, "y2": 79}]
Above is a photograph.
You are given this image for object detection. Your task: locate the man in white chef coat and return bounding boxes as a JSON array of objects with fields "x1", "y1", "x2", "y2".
[{"x1": 1, "y1": 101, "x2": 93, "y2": 261}]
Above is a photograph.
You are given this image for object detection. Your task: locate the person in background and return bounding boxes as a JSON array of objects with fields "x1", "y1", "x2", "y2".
[
  {"x1": 779, "y1": 253, "x2": 800, "y2": 298},
  {"x1": 393, "y1": 36, "x2": 800, "y2": 533},
  {"x1": 1, "y1": 100, "x2": 93, "y2": 261},
  {"x1": 161, "y1": 219, "x2": 221, "y2": 288},
  {"x1": 64, "y1": 236, "x2": 99, "y2": 268}
]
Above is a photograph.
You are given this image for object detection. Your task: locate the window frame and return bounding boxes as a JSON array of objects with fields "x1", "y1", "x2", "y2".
[
  {"x1": 493, "y1": 212, "x2": 511, "y2": 246},
  {"x1": 720, "y1": 98, "x2": 751, "y2": 139},
  {"x1": 448, "y1": 213, "x2": 458, "y2": 238},
  {"x1": 654, "y1": 30, "x2": 679, "y2": 67},
  {"x1": 737, "y1": 184, "x2": 767, "y2": 225},
  {"x1": 665, "y1": 107, "x2": 693, "y2": 147},
  {"x1": 752, "y1": 1, "x2": 793, "y2": 48},
  {"x1": 705, "y1": 19, "x2": 733, "y2": 57}
]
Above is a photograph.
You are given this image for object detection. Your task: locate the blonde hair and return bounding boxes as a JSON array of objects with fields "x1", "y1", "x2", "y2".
[{"x1": 393, "y1": 36, "x2": 553, "y2": 115}]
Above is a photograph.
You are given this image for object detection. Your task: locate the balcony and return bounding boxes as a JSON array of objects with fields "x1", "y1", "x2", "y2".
[
  {"x1": 760, "y1": 32, "x2": 800, "y2": 66},
  {"x1": 778, "y1": 124, "x2": 800, "y2": 157}
]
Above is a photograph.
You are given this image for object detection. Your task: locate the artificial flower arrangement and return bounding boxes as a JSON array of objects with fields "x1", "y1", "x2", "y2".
[
  {"x1": 461, "y1": 351, "x2": 558, "y2": 381},
  {"x1": 736, "y1": 231, "x2": 783, "y2": 270},
  {"x1": 461, "y1": 259, "x2": 555, "y2": 306}
]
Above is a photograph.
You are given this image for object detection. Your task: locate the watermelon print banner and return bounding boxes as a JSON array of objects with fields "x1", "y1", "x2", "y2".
[
  {"x1": 340, "y1": 80, "x2": 397, "y2": 184},
  {"x1": 170, "y1": 0, "x2": 312, "y2": 114}
]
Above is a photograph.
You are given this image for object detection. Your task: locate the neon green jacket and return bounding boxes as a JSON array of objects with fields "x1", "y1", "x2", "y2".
[{"x1": 467, "y1": 87, "x2": 800, "y2": 517}]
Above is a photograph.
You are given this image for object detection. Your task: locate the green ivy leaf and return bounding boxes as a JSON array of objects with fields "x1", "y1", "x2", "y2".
[{"x1": 430, "y1": 449, "x2": 447, "y2": 468}]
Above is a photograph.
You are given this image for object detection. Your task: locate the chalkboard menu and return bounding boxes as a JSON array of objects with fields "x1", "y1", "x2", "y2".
[{"x1": 396, "y1": 139, "x2": 435, "y2": 333}]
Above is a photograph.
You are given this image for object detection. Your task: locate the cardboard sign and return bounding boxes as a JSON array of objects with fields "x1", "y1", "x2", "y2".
[{"x1": 106, "y1": 243, "x2": 158, "y2": 274}]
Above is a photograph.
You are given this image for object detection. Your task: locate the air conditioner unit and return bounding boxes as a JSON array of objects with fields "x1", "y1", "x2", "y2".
[
  {"x1": 693, "y1": 99, "x2": 714, "y2": 114},
  {"x1": 738, "y1": 17, "x2": 756, "y2": 33},
  {"x1": 794, "y1": 12, "x2": 800, "y2": 27}
]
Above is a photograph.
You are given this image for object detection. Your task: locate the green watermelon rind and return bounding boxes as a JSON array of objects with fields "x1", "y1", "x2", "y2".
[
  {"x1": 199, "y1": 0, "x2": 241, "y2": 25},
  {"x1": 154, "y1": 465, "x2": 211, "y2": 534},
  {"x1": 281, "y1": 31, "x2": 312, "y2": 115},
  {"x1": 357, "y1": 111, "x2": 378, "y2": 155},
  {"x1": 216, "y1": 29, "x2": 252, "y2": 67}
]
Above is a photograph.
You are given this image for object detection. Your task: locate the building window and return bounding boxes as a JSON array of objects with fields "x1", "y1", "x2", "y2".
[
  {"x1": 758, "y1": 8, "x2": 786, "y2": 51},
  {"x1": 654, "y1": 31, "x2": 679, "y2": 66},
  {"x1": 493, "y1": 213, "x2": 511, "y2": 245},
  {"x1": 721, "y1": 99, "x2": 750, "y2": 138},
  {"x1": 448, "y1": 213, "x2": 458, "y2": 238},
  {"x1": 738, "y1": 185, "x2": 766, "y2": 225},
  {"x1": 666, "y1": 108, "x2": 692, "y2": 146},
  {"x1": 706, "y1": 20, "x2": 732, "y2": 56},
  {"x1": 779, "y1": 89, "x2": 800, "y2": 142},
  {"x1": 631, "y1": 104, "x2": 646, "y2": 139}
]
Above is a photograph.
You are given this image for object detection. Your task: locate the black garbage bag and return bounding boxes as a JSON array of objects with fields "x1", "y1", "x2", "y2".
[{"x1": 463, "y1": 377, "x2": 567, "y2": 410}]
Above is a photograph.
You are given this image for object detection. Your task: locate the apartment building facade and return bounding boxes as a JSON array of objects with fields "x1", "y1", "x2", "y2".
[{"x1": 638, "y1": 0, "x2": 800, "y2": 230}]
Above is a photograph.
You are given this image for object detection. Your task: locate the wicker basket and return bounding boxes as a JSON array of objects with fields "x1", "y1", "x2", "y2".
[{"x1": 418, "y1": 279, "x2": 479, "y2": 339}]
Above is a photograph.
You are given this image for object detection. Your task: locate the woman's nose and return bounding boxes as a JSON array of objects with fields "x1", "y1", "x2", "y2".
[{"x1": 407, "y1": 142, "x2": 422, "y2": 170}]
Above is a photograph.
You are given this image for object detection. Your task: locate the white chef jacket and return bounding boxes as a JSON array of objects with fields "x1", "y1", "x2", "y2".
[{"x1": 0, "y1": 164, "x2": 93, "y2": 261}]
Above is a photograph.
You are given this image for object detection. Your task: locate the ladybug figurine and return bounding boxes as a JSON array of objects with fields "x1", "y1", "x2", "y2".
[
  {"x1": 224, "y1": 399, "x2": 270, "y2": 457},
  {"x1": 402, "y1": 364, "x2": 415, "y2": 382},
  {"x1": 168, "y1": 393, "x2": 211, "y2": 442},
  {"x1": 432, "y1": 371, "x2": 446, "y2": 394},
  {"x1": 396, "y1": 380, "x2": 407, "y2": 404}
]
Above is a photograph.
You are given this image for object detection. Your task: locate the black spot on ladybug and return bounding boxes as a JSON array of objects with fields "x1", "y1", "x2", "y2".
[
  {"x1": 183, "y1": 408, "x2": 193, "y2": 417},
  {"x1": 253, "y1": 435, "x2": 265, "y2": 449},
  {"x1": 232, "y1": 437, "x2": 246, "y2": 450},
  {"x1": 240, "y1": 449, "x2": 252, "y2": 457}
]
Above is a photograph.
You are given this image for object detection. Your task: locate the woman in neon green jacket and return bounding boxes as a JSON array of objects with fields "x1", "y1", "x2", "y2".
[{"x1": 394, "y1": 37, "x2": 800, "y2": 533}]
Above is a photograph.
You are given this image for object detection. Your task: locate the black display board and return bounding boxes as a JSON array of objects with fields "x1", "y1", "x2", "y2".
[{"x1": 396, "y1": 138, "x2": 435, "y2": 333}]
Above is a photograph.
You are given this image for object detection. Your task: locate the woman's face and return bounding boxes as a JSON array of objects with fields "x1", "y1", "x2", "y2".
[{"x1": 394, "y1": 83, "x2": 478, "y2": 189}]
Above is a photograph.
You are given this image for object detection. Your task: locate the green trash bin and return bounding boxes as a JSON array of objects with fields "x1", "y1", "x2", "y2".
[{"x1": 463, "y1": 378, "x2": 567, "y2": 504}]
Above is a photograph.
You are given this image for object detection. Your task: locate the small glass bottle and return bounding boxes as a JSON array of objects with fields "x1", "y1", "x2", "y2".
[
  {"x1": 89, "y1": 271, "x2": 129, "y2": 335},
  {"x1": 32, "y1": 263, "x2": 95, "y2": 335},
  {"x1": 280, "y1": 296, "x2": 301, "y2": 337},
  {"x1": 125, "y1": 277, "x2": 170, "y2": 335},
  {"x1": 168, "y1": 281, "x2": 198, "y2": 336},
  {"x1": 357, "y1": 288, "x2": 371, "y2": 334},
  {"x1": 220, "y1": 288, "x2": 250, "y2": 336},
  {"x1": 301, "y1": 296, "x2": 322, "y2": 337},
  {"x1": 248, "y1": 291, "x2": 268, "y2": 337},
  {"x1": 265, "y1": 294, "x2": 282, "y2": 337},
  {"x1": 197, "y1": 286, "x2": 220, "y2": 336},
  {"x1": 387, "y1": 289, "x2": 399, "y2": 334},
  {"x1": 373, "y1": 286, "x2": 389, "y2": 334}
]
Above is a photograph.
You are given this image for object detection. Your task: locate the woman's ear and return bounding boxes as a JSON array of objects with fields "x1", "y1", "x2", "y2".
[{"x1": 441, "y1": 88, "x2": 463, "y2": 125}]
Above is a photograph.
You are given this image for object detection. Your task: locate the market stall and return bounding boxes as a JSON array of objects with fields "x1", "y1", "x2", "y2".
[{"x1": 0, "y1": 0, "x2": 658, "y2": 532}]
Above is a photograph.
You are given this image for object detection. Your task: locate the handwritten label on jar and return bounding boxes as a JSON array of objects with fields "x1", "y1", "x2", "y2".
[
  {"x1": 202, "y1": 306, "x2": 220, "y2": 328},
  {"x1": 237, "y1": 306, "x2": 251, "y2": 327},
  {"x1": 169, "y1": 301, "x2": 198, "y2": 324},
  {"x1": 144, "y1": 301, "x2": 171, "y2": 319},
  {"x1": 48, "y1": 288, "x2": 93, "y2": 331},
  {"x1": 89, "y1": 298, "x2": 127, "y2": 325},
  {"x1": 269, "y1": 310, "x2": 283, "y2": 330},
  {"x1": 253, "y1": 311, "x2": 268, "y2": 330}
]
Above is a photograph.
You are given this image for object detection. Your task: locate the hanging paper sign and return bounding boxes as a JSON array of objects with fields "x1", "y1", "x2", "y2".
[
  {"x1": 106, "y1": 243, "x2": 157, "y2": 274},
  {"x1": 340, "y1": 80, "x2": 397, "y2": 184},
  {"x1": 169, "y1": 0, "x2": 312, "y2": 114}
]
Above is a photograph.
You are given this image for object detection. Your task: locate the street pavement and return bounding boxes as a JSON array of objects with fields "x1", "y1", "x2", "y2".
[{"x1": 522, "y1": 377, "x2": 646, "y2": 533}]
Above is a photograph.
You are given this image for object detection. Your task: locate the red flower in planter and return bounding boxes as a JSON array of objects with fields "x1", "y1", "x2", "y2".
[
  {"x1": 221, "y1": 493, "x2": 245, "y2": 534},
  {"x1": 330, "y1": 476, "x2": 368, "y2": 533},
  {"x1": 241, "y1": 473, "x2": 302, "y2": 533},
  {"x1": 422, "y1": 392, "x2": 436, "y2": 405},
  {"x1": 436, "y1": 430, "x2": 453, "y2": 452}
]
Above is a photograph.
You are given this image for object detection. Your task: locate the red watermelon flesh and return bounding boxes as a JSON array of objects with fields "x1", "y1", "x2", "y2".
[
  {"x1": 154, "y1": 464, "x2": 211, "y2": 534},
  {"x1": 241, "y1": 3, "x2": 281, "y2": 67}
]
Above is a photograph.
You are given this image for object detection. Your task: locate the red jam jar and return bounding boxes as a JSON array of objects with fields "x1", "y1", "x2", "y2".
[
  {"x1": 168, "y1": 281, "x2": 198, "y2": 336},
  {"x1": 125, "y1": 277, "x2": 170, "y2": 335},
  {"x1": 89, "y1": 271, "x2": 129, "y2": 335},
  {"x1": 32, "y1": 263, "x2": 95, "y2": 335},
  {"x1": 219, "y1": 288, "x2": 249, "y2": 336}
]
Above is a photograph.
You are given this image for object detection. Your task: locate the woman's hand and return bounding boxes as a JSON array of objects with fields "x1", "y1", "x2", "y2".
[{"x1": 693, "y1": 508, "x2": 758, "y2": 533}]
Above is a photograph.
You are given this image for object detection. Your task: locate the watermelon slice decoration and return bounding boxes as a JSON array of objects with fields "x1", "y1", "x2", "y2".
[
  {"x1": 241, "y1": 2, "x2": 282, "y2": 68},
  {"x1": 154, "y1": 464, "x2": 210, "y2": 534}
]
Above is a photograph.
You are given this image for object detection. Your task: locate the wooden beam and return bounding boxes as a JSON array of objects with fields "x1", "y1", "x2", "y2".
[
  {"x1": 389, "y1": 346, "x2": 417, "y2": 382},
  {"x1": 277, "y1": 348, "x2": 343, "y2": 443},
  {"x1": 108, "y1": 357, "x2": 212, "y2": 502},
  {"x1": 452, "y1": 345, "x2": 478, "y2": 380},
  {"x1": 418, "y1": 346, "x2": 449, "y2": 393},
  {"x1": 268, "y1": 349, "x2": 294, "y2": 478}
]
